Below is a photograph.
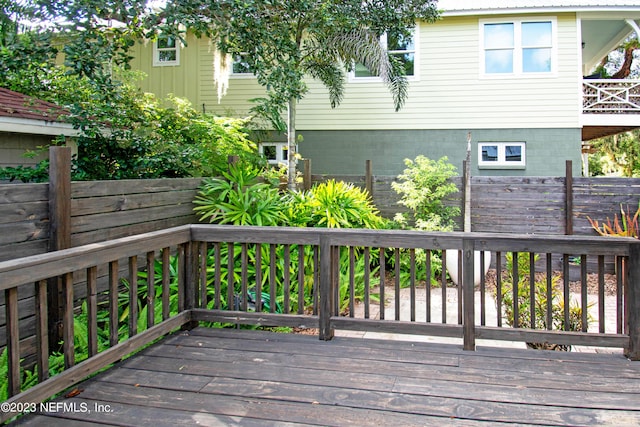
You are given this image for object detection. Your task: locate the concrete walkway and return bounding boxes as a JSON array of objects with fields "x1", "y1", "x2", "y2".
[{"x1": 336, "y1": 286, "x2": 622, "y2": 354}]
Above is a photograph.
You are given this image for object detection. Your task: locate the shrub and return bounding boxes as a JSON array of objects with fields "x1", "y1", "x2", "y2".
[
  {"x1": 193, "y1": 165, "x2": 284, "y2": 226},
  {"x1": 304, "y1": 180, "x2": 386, "y2": 229},
  {"x1": 392, "y1": 155, "x2": 459, "y2": 231}
]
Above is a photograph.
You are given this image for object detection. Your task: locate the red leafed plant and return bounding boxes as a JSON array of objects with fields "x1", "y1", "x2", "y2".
[{"x1": 587, "y1": 203, "x2": 640, "y2": 238}]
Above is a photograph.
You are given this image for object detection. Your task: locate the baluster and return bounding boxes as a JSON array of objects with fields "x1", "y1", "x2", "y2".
[
  {"x1": 5, "y1": 287, "x2": 20, "y2": 397},
  {"x1": 147, "y1": 251, "x2": 156, "y2": 327},
  {"x1": 35, "y1": 279, "x2": 49, "y2": 382},
  {"x1": 364, "y1": 247, "x2": 370, "y2": 320},
  {"x1": 349, "y1": 246, "x2": 355, "y2": 318},
  {"x1": 425, "y1": 249, "x2": 431, "y2": 323},
  {"x1": 129, "y1": 255, "x2": 138, "y2": 337},
  {"x1": 87, "y1": 266, "x2": 98, "y2": 357},
  {"x1": 284, "y1": 244, "x2": 291, "y2": 314},
  {"x1": 379, "y1": 247, "x2": 386, "y2": 321},
  {"x1": 109, "y1": 260, "x2": 119, "y2": 345}
]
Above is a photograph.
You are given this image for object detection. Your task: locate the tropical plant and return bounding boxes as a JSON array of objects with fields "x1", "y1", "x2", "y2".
[
  {"x1": 392, "y1": 155, "x2": 460, "y2": 232},
  {"x1": 304, "y1": 180, "x2": 386, "y2": 229},
  {"x1": 193, "y1": 165, "x2": 285, "y2": 226},
  {"x1": 587, "y1": 202, "x2": 640, "y2": 238}
]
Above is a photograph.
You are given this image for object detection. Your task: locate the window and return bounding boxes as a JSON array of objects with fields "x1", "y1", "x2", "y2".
[
  {"x1": 478, "y1": 142, "x2": 526, "y2": 168},
  {"x1": 260, "y1": 142, "x2": 288, "y2": 165},
  {"x1": 232, "y1": 53, "x2": 252, "y2": 75},
  {"x1": 481, "y1": 19, "x2": 554, "y2": 76},
  {"x1": 353, "y1": 27, "x2": 417, "y2": 80},
  {"x1": 153, "y1": 35, "x2": 179, "y2": 66}
]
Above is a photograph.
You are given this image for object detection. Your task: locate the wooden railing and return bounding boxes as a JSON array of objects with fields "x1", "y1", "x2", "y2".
[
  {"x1": 583, "y1": 79, "x2": 640, "y2": 114},
  {"x1": 2, "y1": 224, "x2": 640, "y2": 422}
]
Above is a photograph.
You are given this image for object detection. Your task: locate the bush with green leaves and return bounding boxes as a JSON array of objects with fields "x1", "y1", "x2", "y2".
[
  {"x1": 392, "y1": 155, "x2": 460, "y2": 232},
  {"x1": 303, "y1": 180, "x2": 386, "y2": 229},
  {"x1": 0, "y1": 30, "x2": 264, "y2": 181},
  {"x1": 194, "y1": 165, "x2": 284, "y2": 226}
]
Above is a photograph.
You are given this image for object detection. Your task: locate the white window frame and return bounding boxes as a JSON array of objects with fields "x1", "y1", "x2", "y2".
[
  {"x1": 479, "y1": 17, "x2": 556, "y2": 78},
  {"x1": 259, "y1": 142, "x2": 288, "y2": 166},
  {"x1": 231, "y1": 53, "x2": 254, "y2": 77},
  {"x1": 350, "y1": 26, "x2": 419, "y2": 82},
  {"x1": 478, "y1": 142, "x2": 526, "y2": 169},
  {"x1": 153, "y1": 35, "x2": 180, "y2": 67}
]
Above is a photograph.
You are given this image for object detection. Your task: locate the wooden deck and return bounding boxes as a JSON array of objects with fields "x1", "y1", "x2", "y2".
[{"x1": 12, "y1": 327, "x2": 640, "y2": 426}]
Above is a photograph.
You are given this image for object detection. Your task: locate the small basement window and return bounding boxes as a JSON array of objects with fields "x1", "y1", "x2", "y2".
[
  {"x1": 259, "y1": 142, "x2": 288, "y2": 165},
  {"x1": 478, "y1": 142, "x2": 526, "y2": 168}
]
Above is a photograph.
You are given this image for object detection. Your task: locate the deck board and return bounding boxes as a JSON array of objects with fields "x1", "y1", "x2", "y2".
[{"x1": 12, "y1": 327, "x2": 640, "y2": 426}]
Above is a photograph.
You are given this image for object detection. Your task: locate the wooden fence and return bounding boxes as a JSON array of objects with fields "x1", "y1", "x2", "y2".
[
  {"x1": 0, "y1": 148, "x2": 203, "y2": 360},
  {"x1": 312, "y1": 160, "x2": 640, "y2": 237}
]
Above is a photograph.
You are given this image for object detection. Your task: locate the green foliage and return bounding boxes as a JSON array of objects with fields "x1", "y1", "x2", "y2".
[
  {"x1": 392, "y1": 155, "x2": 460, "y2": 231},
  {"x1": 588, "y1": 130, "x2": 640, "y2": 177},
  {"x1": 0, "y1": 160, "x2": 49, "y2": 183},
  {"x1": 498, "y1": 253, "x2": 592, "y2": 347},
  {"x1": 304, "y1": 180, "x2": 386, "y2": 229},
  {"x1": 194, "y1": 165, "x2": 284, "y2": 226},
  {"x1": 0, "y1": 3, "x2": 263, "y2": 181}
]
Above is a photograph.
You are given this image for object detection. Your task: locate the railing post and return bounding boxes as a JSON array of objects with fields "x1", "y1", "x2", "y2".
[
  {"x1": 626, "y1": 242, "x2": 640, "y2": 360},
  {"x1": 47, "y1": 146, "x2": 72, "y2": 353},
  {"x1": 319, "y1": 234, "x2": 334, "y2": 340},
  {"x1": 182, "y1": 241, "x2": 199, "y2": 329},
  {"x1": 462, "y1": 238, "x2": 476, "y2": 351}
]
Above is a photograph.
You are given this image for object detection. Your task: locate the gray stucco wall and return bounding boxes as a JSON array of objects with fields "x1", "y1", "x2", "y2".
[{"x1": 297, "y1": 128, "x2": 582, "y2": 177}]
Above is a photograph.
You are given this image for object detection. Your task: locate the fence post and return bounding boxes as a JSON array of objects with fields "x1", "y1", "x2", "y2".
[
  {"x1": 565, "y1": 160, "x2": 573, "y2": 235},
  {"x1": 365, "y1": 160, "x2": 373, "y2": 196},
  {"x1": 319, "y1": 234, "x2": 334, "y2": 340},
  {"x1": 626, "y1": 242, "x2": 640, "y2": 360},
  {"x1": 47, "y1": 146, "x2": 72, "y2": 352},
  {"x1": 303, "y1": 158, "x2": 311, "y2": 191},
  {"x1": 462, "y1": 237, "x2": 476, "y2": 351}
]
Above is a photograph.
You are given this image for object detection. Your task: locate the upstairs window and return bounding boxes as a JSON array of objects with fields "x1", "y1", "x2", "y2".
[
  {"x1": 353, "y1": 27, "x2": 417, "y2": 80},
  {"x1": 153, "y1": 35, "x2": 180, "y2": 66},
  {"x1": 232, "y1": 53, "x2": 253, "y2": 75},
  {"x1": 479, "y1": 142, "x2": 526, "y2": 168},
  {"x1": 481, "y1": 19, "x2": 555, "y2": 77}
]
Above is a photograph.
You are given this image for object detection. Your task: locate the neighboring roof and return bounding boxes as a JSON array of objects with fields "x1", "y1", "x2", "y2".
[
  {"x1": 0, "y1": 87, "x2": 78, "y2": 136},
  {"x1": 438, "y1": 0, "x2": 640, "y2": 16},
  {"x1": 0, "y1": 87, "x2": 69, "y2": 122}
]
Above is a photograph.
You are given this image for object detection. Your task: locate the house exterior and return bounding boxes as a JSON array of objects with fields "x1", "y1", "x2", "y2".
[
  {"x1": 129, "y1": 1, "x2": 640, "y2": 177},
  {"x1": 0, "y1": 88, "x2": 77, "y2": 168}
]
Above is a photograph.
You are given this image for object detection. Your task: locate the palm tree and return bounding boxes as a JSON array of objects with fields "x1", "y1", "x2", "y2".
[{"x1": 213, "y1": 26, "x2": 410, "y2": 188}]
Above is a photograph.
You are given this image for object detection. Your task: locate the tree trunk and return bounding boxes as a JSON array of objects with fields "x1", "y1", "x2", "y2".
[
  {"x1": 611, "y1": 44, "x2": 636, "y2": 79},
  {"x1": 287, "y1": 97, "x2": 297, "y2": 190}
]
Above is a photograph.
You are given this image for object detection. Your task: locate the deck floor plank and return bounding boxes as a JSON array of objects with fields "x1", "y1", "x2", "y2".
[{"x1": 11, "y1": 327, "x2": 640, "y2": 426}]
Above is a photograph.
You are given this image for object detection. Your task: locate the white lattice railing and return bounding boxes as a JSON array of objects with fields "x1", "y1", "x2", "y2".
[{"x1": 583, "y1": 79, "x2": 640, "y2": 114}]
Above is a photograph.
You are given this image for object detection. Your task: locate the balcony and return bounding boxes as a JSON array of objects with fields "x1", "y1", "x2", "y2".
[{"x1": 582, "y1": 79, "x2": 640, "y2": 140}]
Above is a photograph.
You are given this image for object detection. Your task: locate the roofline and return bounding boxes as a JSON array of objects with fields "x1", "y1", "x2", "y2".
[
  {"x1": 440, "y1": 6, "x2": 640, "y2": 17},
  {"x1": 0, "y1": 116, "x2": 79, "y2": 137}
]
